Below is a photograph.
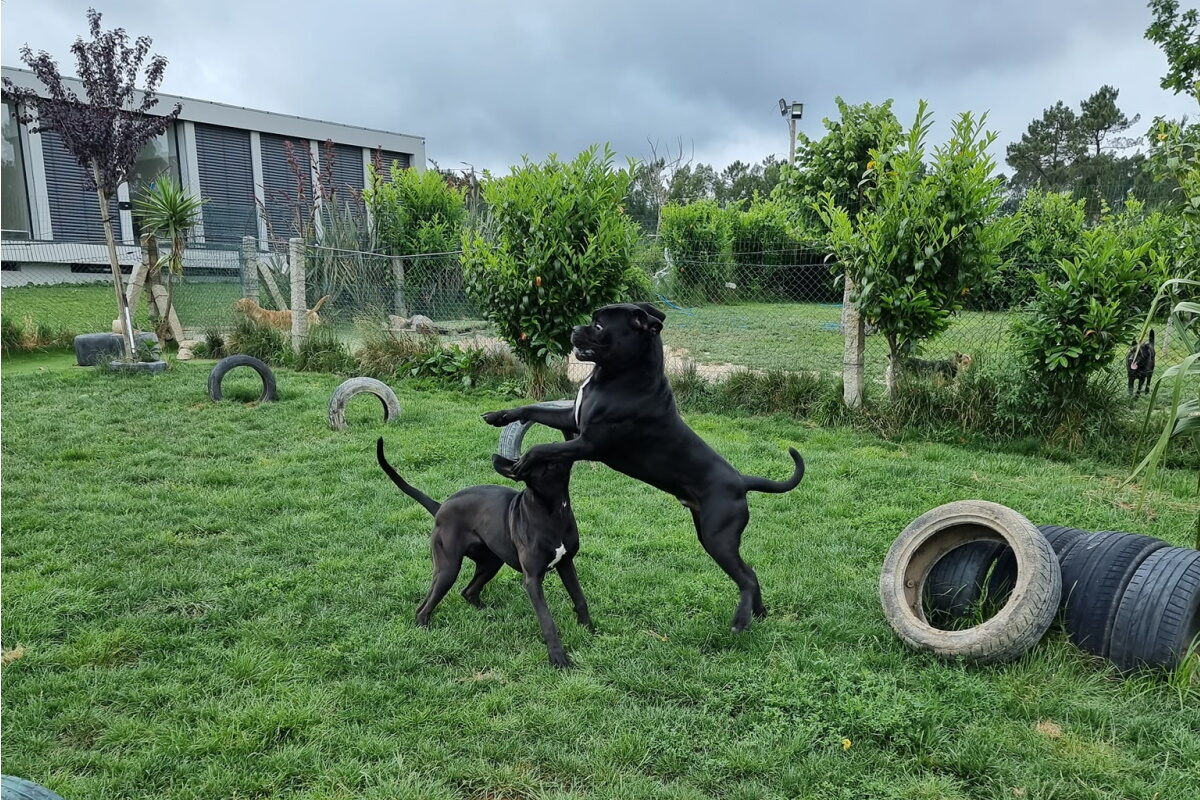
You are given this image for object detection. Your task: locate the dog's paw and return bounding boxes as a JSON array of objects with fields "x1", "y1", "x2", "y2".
[
  {"x1": 548, "y1": 651, "x2": 573, "y2": 669},
  {"x1": 482, "y1": 410, "x2": 517, "y2": 427}
]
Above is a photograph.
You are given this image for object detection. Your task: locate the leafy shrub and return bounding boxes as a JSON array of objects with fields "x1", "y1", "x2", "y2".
[
  {"x1": 819, "y1": 102, "x2": 1018, "y2": 396},
  {"x1": 1012, "y1": 227, "x2": 1150, "y2": 426},
  {"x1": 974, "y1": 188, "x2": 1087, "y2": 310},
  {"x1": 659, "y1": 200, "x2": 733, "y2": 303},
  {"x1": 295, "y1": 326, "x2": 355, "y2": 374},
  {"x1": 2, "y1": 315, "x2": 25, "y2": 355},
  {"x1": 192, "y1": 328, "x2": 227, "y2": 360},
  {"x1": 355, "y1": 327, "x2": 517, "y2": 388},
  {"x1": 0, "y1": 314, "x2": 74, "y2": 354},
  {"x1": 227, "y1": 317, "x2": 288, "y2": 365},
  {"x1": 462, "y1": 144, "x2": 638, "y2": 366},
  {"x1": 619, "y1": 264, "x2": 656, "y2": 302}
]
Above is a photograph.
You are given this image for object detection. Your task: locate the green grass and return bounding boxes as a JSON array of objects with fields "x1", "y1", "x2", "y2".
[
  {"x1": 3, "y1": 362, "x2": 1200, "y2": 799},
  {"x1": 661, "y1": 303, "x2": 1016, "y2": 377}
]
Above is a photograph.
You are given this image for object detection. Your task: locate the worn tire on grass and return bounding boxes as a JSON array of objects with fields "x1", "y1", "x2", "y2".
[
  {"x1": 497, "y1": 400, "x2": 576, "y2": 460},
  {"x1": 881, "y1": 500, "x2": 1061, "y2": 664},
  {"x1": 1058, "y1": 530, "x2": 1168, "y2": 656},
  {"x1": 1108, "y1": 547, "x2": 1200, "y2": 672},
  {"x1": 328, "y1": 377, "x2": 401, "y2": 430},
  {"x1": 1036, "y1": 525, "x2": 1091, "y2": 561},
  {"x1": 208, "y1": 355, "x2": 277, "y2": 403},
  {"x1": 924, "y1": 541, "x2": 1016, "y2": 622},
  {"x1": 0, "y1": 775, "x2": 66, "y2": 800}
]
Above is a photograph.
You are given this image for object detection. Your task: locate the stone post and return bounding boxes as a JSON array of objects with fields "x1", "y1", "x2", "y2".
[
  {"x1": 841, "y1": 275, "x2": 864, "y2": 409},
  {"x1": 391, "y1": 255, "x2": 409, "y2": 317},
  {"x1": 240, "y1": 235, "x2": 259, "y2": 302},
  {"x1": 289, "y1": 237, "x2": 307, "y2": 354}
]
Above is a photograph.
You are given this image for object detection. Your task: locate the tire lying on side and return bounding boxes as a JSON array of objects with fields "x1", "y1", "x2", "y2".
[
  {"x1": 1036, "y1": 525, "x2": 1091, "y2": 561},
  {"x1": 1108, "y1": 547, "x2": 1200, "y2": 672},
  {"x1": 497, "y1": 400, "x2": 576, "y2": 460},
  {"x1": 924, "y1": 541, "x2": 1015, "y2": 623},
  {"x1": 1057, "y1": 530, "x2": 1168, "y2": 657},
  {"x1": 328, "y1": 377, "x2": 401, "y2": 430},
  {"x1": 881, "y1": 500, "x2": 1062, "y2": 664},
  {"x1": 208, "y1": 355, "x2": 277, "y2": 403},
  {"x1": 1, "y1": 775, "x2": 66, "y2": 800}
]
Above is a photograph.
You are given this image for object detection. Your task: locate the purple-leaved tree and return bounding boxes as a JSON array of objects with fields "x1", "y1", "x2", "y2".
[{"x1": 3, "y1": 8, "x2": 181, "y2": 358}]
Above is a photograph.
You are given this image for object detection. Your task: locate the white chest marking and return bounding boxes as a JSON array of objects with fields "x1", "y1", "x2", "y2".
[
  {"x1": 574, "y1": 373, "x2": 593, "y2": 428},
  {"x1": 548, "y1": 544, "x2": 567, "y2": 570}
]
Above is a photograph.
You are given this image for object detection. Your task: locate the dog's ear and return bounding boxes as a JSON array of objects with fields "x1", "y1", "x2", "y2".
[
  {"x1": 631, "y1": 305, "x2": 664, "y2": 334},
  {"x1": 634, "y1": 302, "x2": 666, "y2": 322},
  {"x1": 492, "y1": 453, "x2": 519, "y2": 480}
]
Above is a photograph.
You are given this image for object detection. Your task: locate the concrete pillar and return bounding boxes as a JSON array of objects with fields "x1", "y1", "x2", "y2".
[{"x1": 289, "y1": 237, "x2": 307, "y2": 354}]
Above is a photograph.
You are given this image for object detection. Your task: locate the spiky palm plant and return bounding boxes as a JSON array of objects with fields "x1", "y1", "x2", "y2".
[{"x1": 133, "y1": 176, "x2": 205, "y2": 342}]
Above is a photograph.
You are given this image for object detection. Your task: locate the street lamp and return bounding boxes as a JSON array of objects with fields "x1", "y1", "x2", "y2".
[{"x1": 779, "y1": 98, "x2": 804, "y2": 165}]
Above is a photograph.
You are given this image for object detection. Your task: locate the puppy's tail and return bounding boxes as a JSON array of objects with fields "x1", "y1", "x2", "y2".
[
  {"x1": 1149, "y1": 329, "x2": 1155, "y2": 346},
  {"x1": 311, "y1": 294, "x2": 331, "y2": 313},
  {"x1": 376, "y1": 438, "x2": 441, "y2": 516},
  {"x1": 743, "y1": 447, "x2": 805, "y2": 495}
]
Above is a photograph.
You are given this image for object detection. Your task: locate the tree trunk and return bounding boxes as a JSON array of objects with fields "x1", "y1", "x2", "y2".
[
  {"x1": 94, "y1": 163, "x2": 134, "y2": 360},
  {"x1": 841, "y1": 275, "x2": 865, "y2": 408}
]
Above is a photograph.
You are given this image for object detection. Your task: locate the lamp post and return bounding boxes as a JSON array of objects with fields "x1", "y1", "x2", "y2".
[{"x1": 778, "y1": 98, "x2": 804, "y2": 165}]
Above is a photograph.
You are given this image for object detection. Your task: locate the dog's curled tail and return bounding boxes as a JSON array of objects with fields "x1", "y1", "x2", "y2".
[
  {"x1": 743, "y1": 447, "x2": 805, "y2": 494},
  {"x1": 376, "y1": 438, "x2": 441, "y2": 516}
]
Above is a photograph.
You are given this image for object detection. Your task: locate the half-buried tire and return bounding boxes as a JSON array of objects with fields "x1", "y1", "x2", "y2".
[
  {"x1": 1108, "y1": 547, "x2": 1200, "y2": 672},
  {"x1": 881, "y1": 500, "x2": 1061, "y2": 663},
  {"x1": 208, "y1": 355, "x2": 277, "y2": 403},
  {"x1": 1057, "y1": 530, "x2": 1168, "y2": 657},
  {"x1": 497, "y1": 400, "x2": 576, "y2": 460},
  {"x1": 328, "y1": 377, "x2": 401, "y2": 430}
]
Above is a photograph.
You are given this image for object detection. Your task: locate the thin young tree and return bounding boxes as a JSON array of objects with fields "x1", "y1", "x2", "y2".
[{"x1": 3, "y1": 8, "x2": 181, "y2": 358}]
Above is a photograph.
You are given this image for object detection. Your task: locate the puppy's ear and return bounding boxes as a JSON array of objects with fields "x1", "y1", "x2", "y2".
[
  {"x1": 492, "y1": 453, "x2": 519, "y2": 480},
  {"x1": 635, "y1": 302, "x2": 666, "y2": 322},
  {"x1": 631, "y1": 306, "x2": 664, "y2": 334}
]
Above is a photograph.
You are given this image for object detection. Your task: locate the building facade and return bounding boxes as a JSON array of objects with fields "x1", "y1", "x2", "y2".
[{"x1": 2, "y1": 66, "x2": 425, "y2": 285}]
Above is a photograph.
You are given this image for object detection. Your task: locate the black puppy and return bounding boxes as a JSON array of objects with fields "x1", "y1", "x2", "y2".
[
  {"x1": 1126, "y1": 330, "x2": 1156, "y2": 396},
  {"x1": 376, "y1": 438, "x2": 592, "y2": 668},
  {"x1": 482, "y1": 302, "x2": 805, "y2": 633}
]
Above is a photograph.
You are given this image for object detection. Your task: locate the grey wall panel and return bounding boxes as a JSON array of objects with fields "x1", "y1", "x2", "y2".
[
  {"x1": 260, "y1": 133, "x2": 311, "y2": 241},
  {"x1": 41, "y1": 129, "x2": 120, "y2": 244},
  {"x1": 370, "y1": 148, "x2": 412, "y2": 178},
  {"x1": 328, "y1": 143, "x2": 365, "y2": 202},
  {"x1": 194, "y1": 123, "x2": 256, "y2": 243}
]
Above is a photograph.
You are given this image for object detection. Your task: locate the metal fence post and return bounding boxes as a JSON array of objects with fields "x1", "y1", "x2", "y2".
[
  {"x1": 240, "y1": 235, "x2": 259, "y2": 303},
  {"x1": 841, "y1": 276, "x2": 864, "y2": 409},
  {"x1": 289, "y1": 237, "x2": 307, "y2": 354},
  {"x1": 391, "y1": 255, "x2": 409, "y2": 317}
]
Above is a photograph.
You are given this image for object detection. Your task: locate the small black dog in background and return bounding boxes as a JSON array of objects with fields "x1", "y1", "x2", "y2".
[{"x1": 1126, "y1": 330, "x2": 1156, "y2": 396}]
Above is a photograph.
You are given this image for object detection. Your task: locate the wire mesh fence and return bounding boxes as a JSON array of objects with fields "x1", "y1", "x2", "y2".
[{"x1": 2, "y1": 231, "x2": 1189, "y2": 385}]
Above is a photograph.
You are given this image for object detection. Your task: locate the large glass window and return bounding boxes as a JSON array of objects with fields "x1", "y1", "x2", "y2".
[
  {"x1": 130, "y1": 124, "x2": 180, "y2": 196},
  {"x1": 2, "y1": 101, "x2": 32, "y2": 240}
]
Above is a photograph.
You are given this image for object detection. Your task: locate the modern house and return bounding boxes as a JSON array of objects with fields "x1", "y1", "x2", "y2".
[{"x1": 1, "y1": 65, "x2": 425, "y2": 286}]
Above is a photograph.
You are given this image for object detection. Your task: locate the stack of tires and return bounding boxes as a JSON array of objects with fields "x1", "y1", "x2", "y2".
[{"x1": 926, "y1": 523, "x2": 1200, "y2": 671}]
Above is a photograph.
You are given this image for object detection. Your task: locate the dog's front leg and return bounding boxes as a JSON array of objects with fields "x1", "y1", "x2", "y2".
[
  {"x1": 482, "y1": 404, "x2": 578, "y2": 436},
  {"x1": 513, "y1": 438, "x2": 596, "y2": 477},
  {"x1": 522, "y1": 570, "x2": 571, "y2": 668},
  {"x1": 556, "y1": 558, "x2": 595, "y2": 632}
]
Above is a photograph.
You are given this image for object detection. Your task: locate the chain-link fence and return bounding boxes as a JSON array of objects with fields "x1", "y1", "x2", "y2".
[{"x1": 3, "y1": 231, "x2": 1190, "y2": 385}]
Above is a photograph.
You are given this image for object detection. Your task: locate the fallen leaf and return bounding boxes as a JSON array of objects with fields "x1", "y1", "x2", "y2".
[
  {"x1": 2, "y1": 646, "x2": 26, "y2": 666},
  {"x1": 1034, "y1": 720, "x2": 1062, "y2": 738}
]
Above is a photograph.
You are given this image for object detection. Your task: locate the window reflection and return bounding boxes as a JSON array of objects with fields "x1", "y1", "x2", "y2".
[{"x1": 2, "y1": 101, "x2": 31, "y2": 240}]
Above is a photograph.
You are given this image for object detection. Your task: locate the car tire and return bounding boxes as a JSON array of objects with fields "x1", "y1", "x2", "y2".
[
  {"x1": 208, "y1": 355, "x2": 277, "y2": 402},
  {"x1": 1108, "y1": 547, "x2": 1200, "y2": 672},
  {"x1": 1, "y1": 775, "x2": 66, "y2": 800},
  {"x1": 881, "y1": 500, "x2": 1061, "y2": 663},
  {"x1": 1057, "y1": 530, "x2": 1169, "y2": 656},
  {"x1": 497, "y1": 400, "x2": 576, "y2": 460},
  {"x1": 328, "y1": 377, "x2": 401, "y2": 430}
]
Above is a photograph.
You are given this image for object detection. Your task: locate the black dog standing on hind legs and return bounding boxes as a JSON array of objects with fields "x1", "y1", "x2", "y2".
[
  {"x1": 376, "y1": 438, "x2": 593, "y2": 668},
  {"x1": 482, "y1": 302, "x2": 806, "y2": 634},
  {"x1": 1126, "y1": 329, "x2": 1156, "y2": 396}
]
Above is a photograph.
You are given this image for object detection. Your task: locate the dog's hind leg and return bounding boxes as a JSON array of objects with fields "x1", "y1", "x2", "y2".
[
  {"x1": 691, "y1": 501, "x2": 764, "y2": 633},
  {"x1": 416, "y1": 537, "x2": 463, "y2": 627},
  {"x1": 521, "y1": 567, "x2": 571, "y2": 668},
  {"x1": 556, "y1": 558, "x2": 595, "y2": 632},
  {"x1": 460, "y1": 552, "x2": 504, "y2": 608}
]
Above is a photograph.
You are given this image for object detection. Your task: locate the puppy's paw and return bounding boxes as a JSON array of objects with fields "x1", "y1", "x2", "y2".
[
  {"x1": 548, "y1": 651, "x2": 573, "y2": 669},
  {"x1": 481, "y1": 409, "x2": 517, "y2": 427}
]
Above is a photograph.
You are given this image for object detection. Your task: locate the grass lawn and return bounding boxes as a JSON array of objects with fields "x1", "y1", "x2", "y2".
[
  {"x1": 662, "y1": 303, "x2": 1016, "y2": 376},
  {"x1": 3, "y1": 362, "x2": 1199, "y2": 799}
]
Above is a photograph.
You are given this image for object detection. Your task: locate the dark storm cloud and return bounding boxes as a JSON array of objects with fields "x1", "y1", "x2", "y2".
[{"x1": 4, "y1": 1, "x2": 1196, "y2": 173}]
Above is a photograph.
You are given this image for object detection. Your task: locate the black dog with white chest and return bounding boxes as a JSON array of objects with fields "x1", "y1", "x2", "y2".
[
  {"x1": 482, "y1": 302, "x2": 805, "y2": 633},
  {"x1": 376, "y1": 438, "x2": 592, "y2": 668},
  {"x1": 1126, "y1": 329, "x2": 1155, "y2": 396}
]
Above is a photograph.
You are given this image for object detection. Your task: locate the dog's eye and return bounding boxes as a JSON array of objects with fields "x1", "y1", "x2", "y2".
[{"x1": 594, "y1": 322, "x2": 603, "y2": 331}]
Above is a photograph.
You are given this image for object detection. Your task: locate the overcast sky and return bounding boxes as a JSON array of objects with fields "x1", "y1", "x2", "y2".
[{"x1": 4, "y1": 1, "x2": 1198, "y2": 175}]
